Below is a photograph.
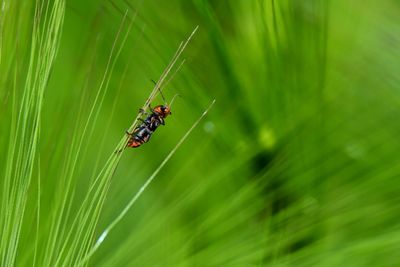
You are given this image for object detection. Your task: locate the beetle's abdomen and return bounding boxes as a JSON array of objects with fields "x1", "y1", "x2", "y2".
[
  {"x1": 127, "y1": 125, "x2": 152, "y2": 148},
  {"x1": 127, "y1": 139, "x2": 142, "y2": 147},
  {"x1": 126, "y1": 111, "x2": 166, "y2": 148}
]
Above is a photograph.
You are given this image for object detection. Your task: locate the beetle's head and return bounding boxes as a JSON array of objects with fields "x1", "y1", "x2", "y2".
[{"x1": 153, "y1": 105, "x2": 171, "y2": 117}]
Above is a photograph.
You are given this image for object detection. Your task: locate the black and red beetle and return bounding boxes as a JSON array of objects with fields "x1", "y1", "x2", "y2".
[{"x1": 126, "y1": 93, "x2": 180, "y2": 148}]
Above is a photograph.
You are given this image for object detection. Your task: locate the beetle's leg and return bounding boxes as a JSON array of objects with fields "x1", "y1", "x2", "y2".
[
  {"x1": 149, "y1": 103, "x2": 155, "y2": 112},
  {"x1": 138, "y1": 108, "x2": 150, "y2": 116},
  {"x1": 139, "y1": 102, "x2": 155, "y2": 115}
]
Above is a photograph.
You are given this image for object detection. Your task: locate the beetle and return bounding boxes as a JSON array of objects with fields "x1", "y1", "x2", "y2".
[{"x1": 126, "y1": 93, "x2": 180, "y2": 148}]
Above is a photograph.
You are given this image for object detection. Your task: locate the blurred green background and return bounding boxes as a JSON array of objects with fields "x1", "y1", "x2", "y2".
[{"x1": 1, "y1": 0, "x2": 400, "y2": 266}]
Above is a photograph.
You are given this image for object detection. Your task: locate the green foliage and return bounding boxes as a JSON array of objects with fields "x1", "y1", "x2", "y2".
[{"x1": 1, "y1": 0, "x2": 400, "y2": 266}]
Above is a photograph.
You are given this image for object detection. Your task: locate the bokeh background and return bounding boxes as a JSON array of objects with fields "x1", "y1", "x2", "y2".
[{"x1": 1, "y1": 0, "x2": 400, "y2": 266}]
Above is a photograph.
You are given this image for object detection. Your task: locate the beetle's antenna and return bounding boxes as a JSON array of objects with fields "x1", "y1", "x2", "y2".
[
  {"x1": 150, "y1": 79, "x2": 167, "y2": 104},
  {"x1": 169, "y1": 94, "x2": 181, "y2": 108}
]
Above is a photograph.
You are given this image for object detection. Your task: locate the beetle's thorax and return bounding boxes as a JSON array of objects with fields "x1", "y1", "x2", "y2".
[{"x1": 153, "y1": 105, "x2": 171, "y2": 118}]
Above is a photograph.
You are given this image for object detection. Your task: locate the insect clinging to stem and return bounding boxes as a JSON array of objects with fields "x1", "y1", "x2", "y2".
[{"x1": 125, "y1": 86, "x2": 181, "y2": 149}]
